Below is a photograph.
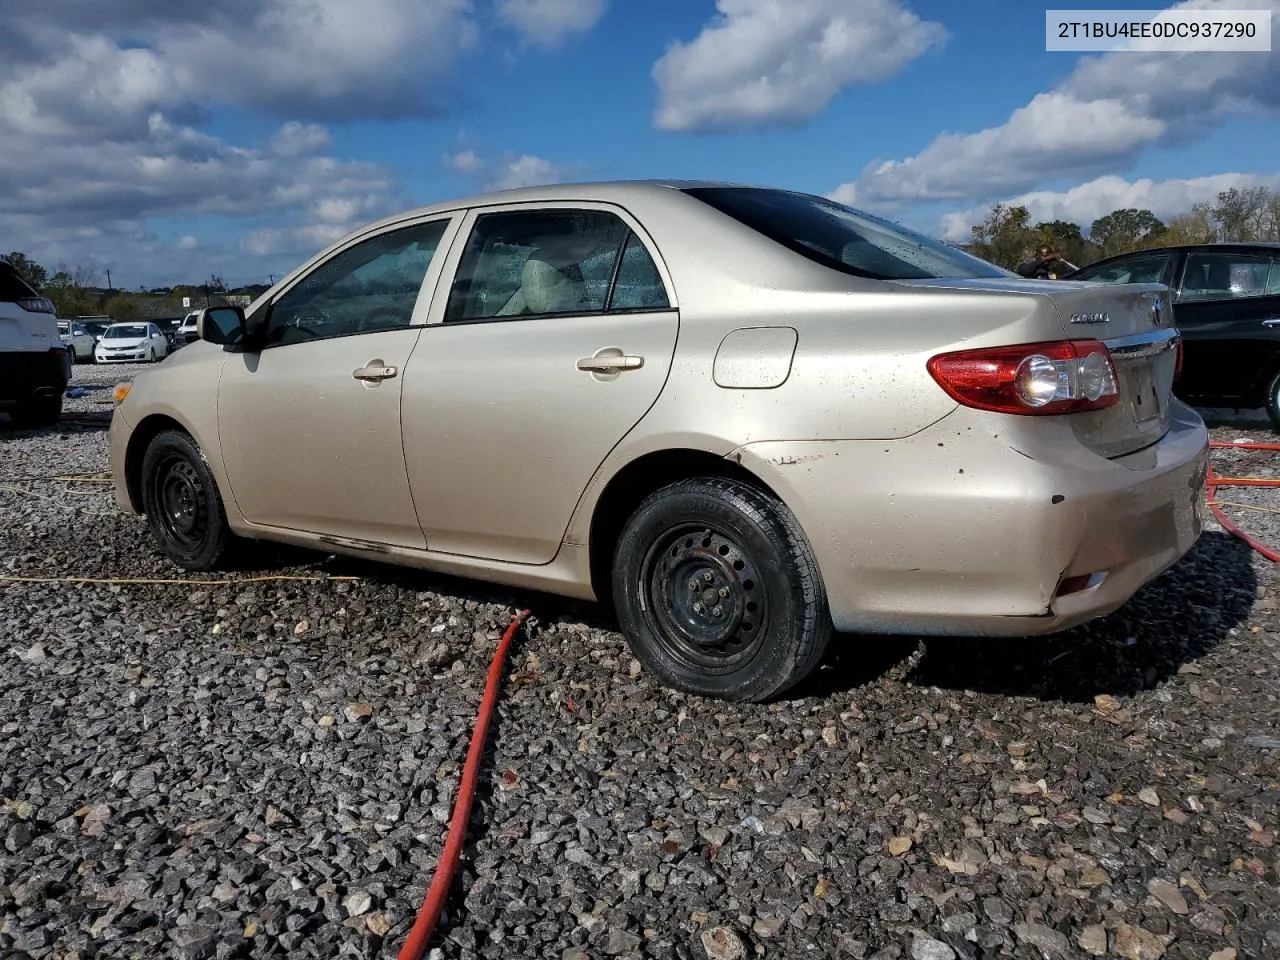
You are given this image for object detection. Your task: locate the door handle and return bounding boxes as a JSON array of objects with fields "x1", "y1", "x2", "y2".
[
  {"x1": 353, "y1": 360, "x2": 398, "y2": 382},
  {"x1": 1262, "y1": 318, "x2": 1280, "y2": 327},
  {"x1": 576, "y1": 355, "x2": 644, "y2": 372}
]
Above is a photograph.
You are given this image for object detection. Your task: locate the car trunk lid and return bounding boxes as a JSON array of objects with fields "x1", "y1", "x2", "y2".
[
  {"x1": 1042, "y1": 281, "x2": 1178, "y2": 459},
  {"x1": 893, "y1": 277, "x2": 1178, "y2": 459}
]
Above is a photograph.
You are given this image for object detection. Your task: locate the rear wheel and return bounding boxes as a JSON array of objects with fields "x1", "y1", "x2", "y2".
[
  {"x1": 10, "y1": 395, "x2": 62, "y2": 427},
  {"x1": 612, "y1": 477, "x2": 831, "y2": 702},
  {"x1": 140, "y1": 430, "x2": 238, "y2": 570}
]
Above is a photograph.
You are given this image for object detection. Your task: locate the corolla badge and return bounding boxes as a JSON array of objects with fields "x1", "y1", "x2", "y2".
[{"x1": 1070, "y1": 311, "x2": 1110, "y2": 324}]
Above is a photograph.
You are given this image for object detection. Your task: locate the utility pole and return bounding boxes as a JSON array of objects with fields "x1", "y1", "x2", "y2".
[{"x1": 105, "y1": 269, "x2": 112, "y2": 291}]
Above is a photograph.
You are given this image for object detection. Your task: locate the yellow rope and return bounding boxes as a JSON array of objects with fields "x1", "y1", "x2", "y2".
[
  {"x1": 1208, "y1": 499, "x2": 1280, "y2": 517},
  {"x1": 0, "y1": 574, "x2": 361, "y2": 586}
]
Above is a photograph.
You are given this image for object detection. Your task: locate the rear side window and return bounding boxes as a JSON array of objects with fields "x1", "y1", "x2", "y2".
[
  {"x1": 609, "y1": 234, "x2": 670, "y2": 310},
  {"x1": 1180, "y1": 252, "x2": 1274, "y2": 301},
  {"x1": 0, "y1": 263, "x2": 38, "y2": 303},
  {"x1": 446, "y1": 210, "x2": 631, "y2": 322},
  {"x1": 683, "y1": 187, "x2": 1008, "y2": 281}
]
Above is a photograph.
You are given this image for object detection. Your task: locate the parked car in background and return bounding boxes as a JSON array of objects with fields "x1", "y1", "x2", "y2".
[
  {"x1": 110, "y1": 181, "x2": 1206, "y2": 702},
  {"x1": 58, "y1": 320, "x2": 98, "y2": 362},
  {"x1": 1, "y1": 258, "x2": 67, "y2": 425},
  {"x1": 178, "y1": 312, "x2": 200, "y2": 344},
  {"x1": 1066, "y1": 243, "x2": 1280, "y2": 425},
  {"x1": 94, "y1": 321, "x2": 170, "y2": 363}
]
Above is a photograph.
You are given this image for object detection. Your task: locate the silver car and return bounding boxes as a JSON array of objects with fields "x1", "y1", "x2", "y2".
[{"x1": 109, "y1": 181, "x2": 1208, "y2": 701}]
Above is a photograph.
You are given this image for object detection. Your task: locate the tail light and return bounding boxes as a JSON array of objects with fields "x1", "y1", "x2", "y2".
[
  {"x1": 18, "y1": 297, "x2": 55, "y2": 314},
  {"x1": 927, "y1": 339, "x2": 1119, "y2": 416}
]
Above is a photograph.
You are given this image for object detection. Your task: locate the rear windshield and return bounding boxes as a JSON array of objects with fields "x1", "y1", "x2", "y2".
[
  {"x1": 683, "y1": 187, "x2": 1008, "y2": 281},
  {"x1": 105, "y1": 324, "x2": 148, "y2": 338},
  {"x1": 0, "y1": 262, "x2": 38, "y2": 302}
]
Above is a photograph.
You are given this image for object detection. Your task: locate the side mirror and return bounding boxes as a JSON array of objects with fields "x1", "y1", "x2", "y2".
[{"x1": 196, "y1": 306, "x2": 246, "y2": 346}]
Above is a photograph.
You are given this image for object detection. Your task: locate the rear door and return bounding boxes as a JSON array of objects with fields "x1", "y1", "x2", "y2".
[
  {"x1": 401, "y1": 202, "x2": 679, "y2": 564},
  {"x1": 1169, "y1": 249, "x2": 1280, "y2": 404}
]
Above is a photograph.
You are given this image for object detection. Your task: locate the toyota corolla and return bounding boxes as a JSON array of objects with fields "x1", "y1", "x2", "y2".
[{"x1": 108, "y1": 181, "x2": 1208, "y2": 701}]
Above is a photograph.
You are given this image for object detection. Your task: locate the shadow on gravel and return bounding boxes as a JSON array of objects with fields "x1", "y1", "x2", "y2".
[
  {"x1": 1194, "y1": 405, "x2": 1273, "y2": 431},
  {"x1": 910, "y1": 531, "x2": 1256, "y2": 703}
]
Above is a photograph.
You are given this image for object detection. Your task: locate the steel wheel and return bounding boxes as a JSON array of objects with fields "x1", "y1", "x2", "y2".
[
  {"x1": 151, "y1": 454, "x2": 208, "y2": 552},
  {"x1": 640, "y1": 523, "x2": 768, "y2": 670},
  {"x1": 140, "y1": 429, "x2": 238, "y2": 570}
]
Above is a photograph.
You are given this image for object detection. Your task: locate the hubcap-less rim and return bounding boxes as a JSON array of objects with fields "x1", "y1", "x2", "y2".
[
  {"x1": 152, "y1": 455, "x2": 207, "y2": 550},
  {"x1": 639, "y1": 523, "x2": 768, "y2": 669}
]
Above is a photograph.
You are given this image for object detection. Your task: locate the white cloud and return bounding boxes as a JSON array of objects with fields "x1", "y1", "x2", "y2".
[
  {"x1": 652, "y1": 0, "x2": 946, "y2": 133},
  {"x1": 834, "y1": 0, "x2": 1280, "y2": 205},
  {"x1": 443, "y1": 147, "x2": 580, "y2": 191},
  {"x1": 445, "y1": 149, "x2": 486, "y2": 176},
  {"x1": 497, "y1": 0, "x2": 608, "y2": 47},
  {"x1": 937, "y1": 171, "x2": 1280, "y2": 242},
  {"x1": 0, "y1": 1, "x2": 477, "y2": 284},
  {"x1": 270, "y1": 122, "x2": 333, "y2": 157}
]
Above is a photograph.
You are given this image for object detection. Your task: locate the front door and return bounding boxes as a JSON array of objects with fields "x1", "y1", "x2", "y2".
[
  {"x1": 218, "y1": 216, "x2": 457, "y2": 549},
  {"x1": 401, "y1": 203, "x2": 679, "y2": 564},
  {"x1": 1173, "y1": 249, "x2": 1280, "y2": 404}
]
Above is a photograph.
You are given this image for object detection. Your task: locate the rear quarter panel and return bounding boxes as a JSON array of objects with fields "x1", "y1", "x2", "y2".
[{"x1": 563, "y1": 190, "x2": 1070, "y2": 543}]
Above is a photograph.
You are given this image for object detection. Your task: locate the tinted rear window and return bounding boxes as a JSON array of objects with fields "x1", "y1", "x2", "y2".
[
  {"x1": 0, "y1": 263, "x2": 38, "y2": 302},
  {"x1": 684, "y1": 187, "x2": 1008, "y2": 281}
]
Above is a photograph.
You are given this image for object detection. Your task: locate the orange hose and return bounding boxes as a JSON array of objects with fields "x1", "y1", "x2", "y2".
[
  {"x1": 1207, "y1": 441, "x2": 1280, "y2": 562},
  {"x1": 398, "y1": 608, "x2": 530, "y2": 960}
]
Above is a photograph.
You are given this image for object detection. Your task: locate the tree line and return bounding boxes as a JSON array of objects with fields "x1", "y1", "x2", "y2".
[
  {"x1": 963, "y1": 185, "x2": 1280, "y2": 271},
  {"x1": 3, "y1": 251, "x2": 266, "y2": 321}
]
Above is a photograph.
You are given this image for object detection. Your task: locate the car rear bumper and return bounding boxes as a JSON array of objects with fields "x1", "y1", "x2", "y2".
[
  {"x1": 0, "y1": 349, "x2": 70, "y2": 404},
  {"x1": 734, "y1": 400, "x2": 1209, "y2": 637}
]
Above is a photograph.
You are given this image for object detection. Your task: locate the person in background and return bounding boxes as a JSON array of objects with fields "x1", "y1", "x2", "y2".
[{"x1": 1016, "y1": 244, "x2": 1077, "y2": 280}]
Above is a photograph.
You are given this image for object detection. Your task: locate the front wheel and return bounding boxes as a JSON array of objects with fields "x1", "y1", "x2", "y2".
[
  {"x1": 140, "y1": 430, "x2": 238, "y2": 569},
  {"x1": 612, "y1": 477, "x2": 831, "y2": 703},
  {"x1": 1266, "y1": 370, "x2": 1280, "y2": 433},
  {"x1": 147, "y1": 348, "x2": 156, "y2": 363}
]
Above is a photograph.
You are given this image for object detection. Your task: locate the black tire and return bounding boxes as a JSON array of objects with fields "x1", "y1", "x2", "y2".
[
  {"x1": 11, "y1": 395, "x2": 62, "y2": 427},
  {"x1": 612, "y1": 477, "x2": 831, "y2": 702},
  {"x1": 147, "y1": 348, "x2": 156, "y2": 363},
  {"x1": 1266, "y1": 370, "x2": 1280, "y2": 433},
  {"x1": 140, "y1": 429, "x2": 238, "y2": 570}
]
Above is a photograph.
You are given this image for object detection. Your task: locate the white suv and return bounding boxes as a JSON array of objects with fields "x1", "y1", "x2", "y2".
[{"x1": 0, "y1": 259, "x2": 66, "y2": 426}]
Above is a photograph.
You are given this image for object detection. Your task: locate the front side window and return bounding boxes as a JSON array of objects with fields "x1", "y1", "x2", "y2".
[
  {"x1": 683, "y1": 187, "x2": 1009, "y2": 281},
  {"x1": 266, "y1": 219, "x2": 449, "y2": 347},
  {"x1": 445, "y1": 210, "x2": 632, "y2": 322},
  {"x1": 1074, "y1": 254, "x2": 1172, "y2": 285},
  {"x1": 1180, "y1": 252, "x2": 1275, "y2": 302}
]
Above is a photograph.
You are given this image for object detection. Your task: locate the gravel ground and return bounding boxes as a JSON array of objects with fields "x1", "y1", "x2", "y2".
[{"x1": 2, "y1": 363, "x2": 1279, "y2": 960}]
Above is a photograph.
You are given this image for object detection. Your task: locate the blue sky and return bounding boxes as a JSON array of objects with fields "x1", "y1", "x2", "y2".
[{"x1": 1, "y1": 0, "x2": 1277, "y2": 288}]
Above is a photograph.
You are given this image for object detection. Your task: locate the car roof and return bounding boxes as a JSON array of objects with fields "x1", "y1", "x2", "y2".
[{"x1": 354, "y1": 179, "x2": 769, "y2": 231}]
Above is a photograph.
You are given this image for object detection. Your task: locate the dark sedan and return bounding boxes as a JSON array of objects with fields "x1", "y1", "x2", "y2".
[{"x1": 1066, "y1": 243, "x2": 1280, "y2": 425}]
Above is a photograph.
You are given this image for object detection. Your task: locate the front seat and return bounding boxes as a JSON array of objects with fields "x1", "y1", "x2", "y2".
[{"x1": 497, "y1": 257, "x2": 586, "y2": 316}]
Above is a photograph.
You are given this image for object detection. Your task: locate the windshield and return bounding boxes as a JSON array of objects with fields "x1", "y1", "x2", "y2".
[
  {"x1": 106, "y1": 325, "x2": 148, "y2": 339},
  {"x1": 684, "y1": 186, "x2": 1009, "y2": 281}
]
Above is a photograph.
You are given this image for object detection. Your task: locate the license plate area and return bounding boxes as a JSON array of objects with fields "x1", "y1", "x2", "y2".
[{"x1": 1125, "y1": 361, "x2": 1164, "y2": 425}]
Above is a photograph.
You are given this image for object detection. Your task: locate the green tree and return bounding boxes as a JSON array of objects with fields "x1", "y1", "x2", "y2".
[
  {"x1": 1212, "y1": 186, "x2": 1274, "y2": 241},
  {"x1": 1089, "y1": 209, "x2": 1166, "y2": 257},
  {"x1": 967, "y1": 204, "x2": 1035, "y2": 270},
  {"x1": 1158, "y1": 203, "x2": 1217, "y2": 247},
  {"x1": 1032, "y1": 220, "x2": 1087, "y2": 266},
  {"x1": 5, "y1": 252, "x2": 48, "y2": 290}
]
